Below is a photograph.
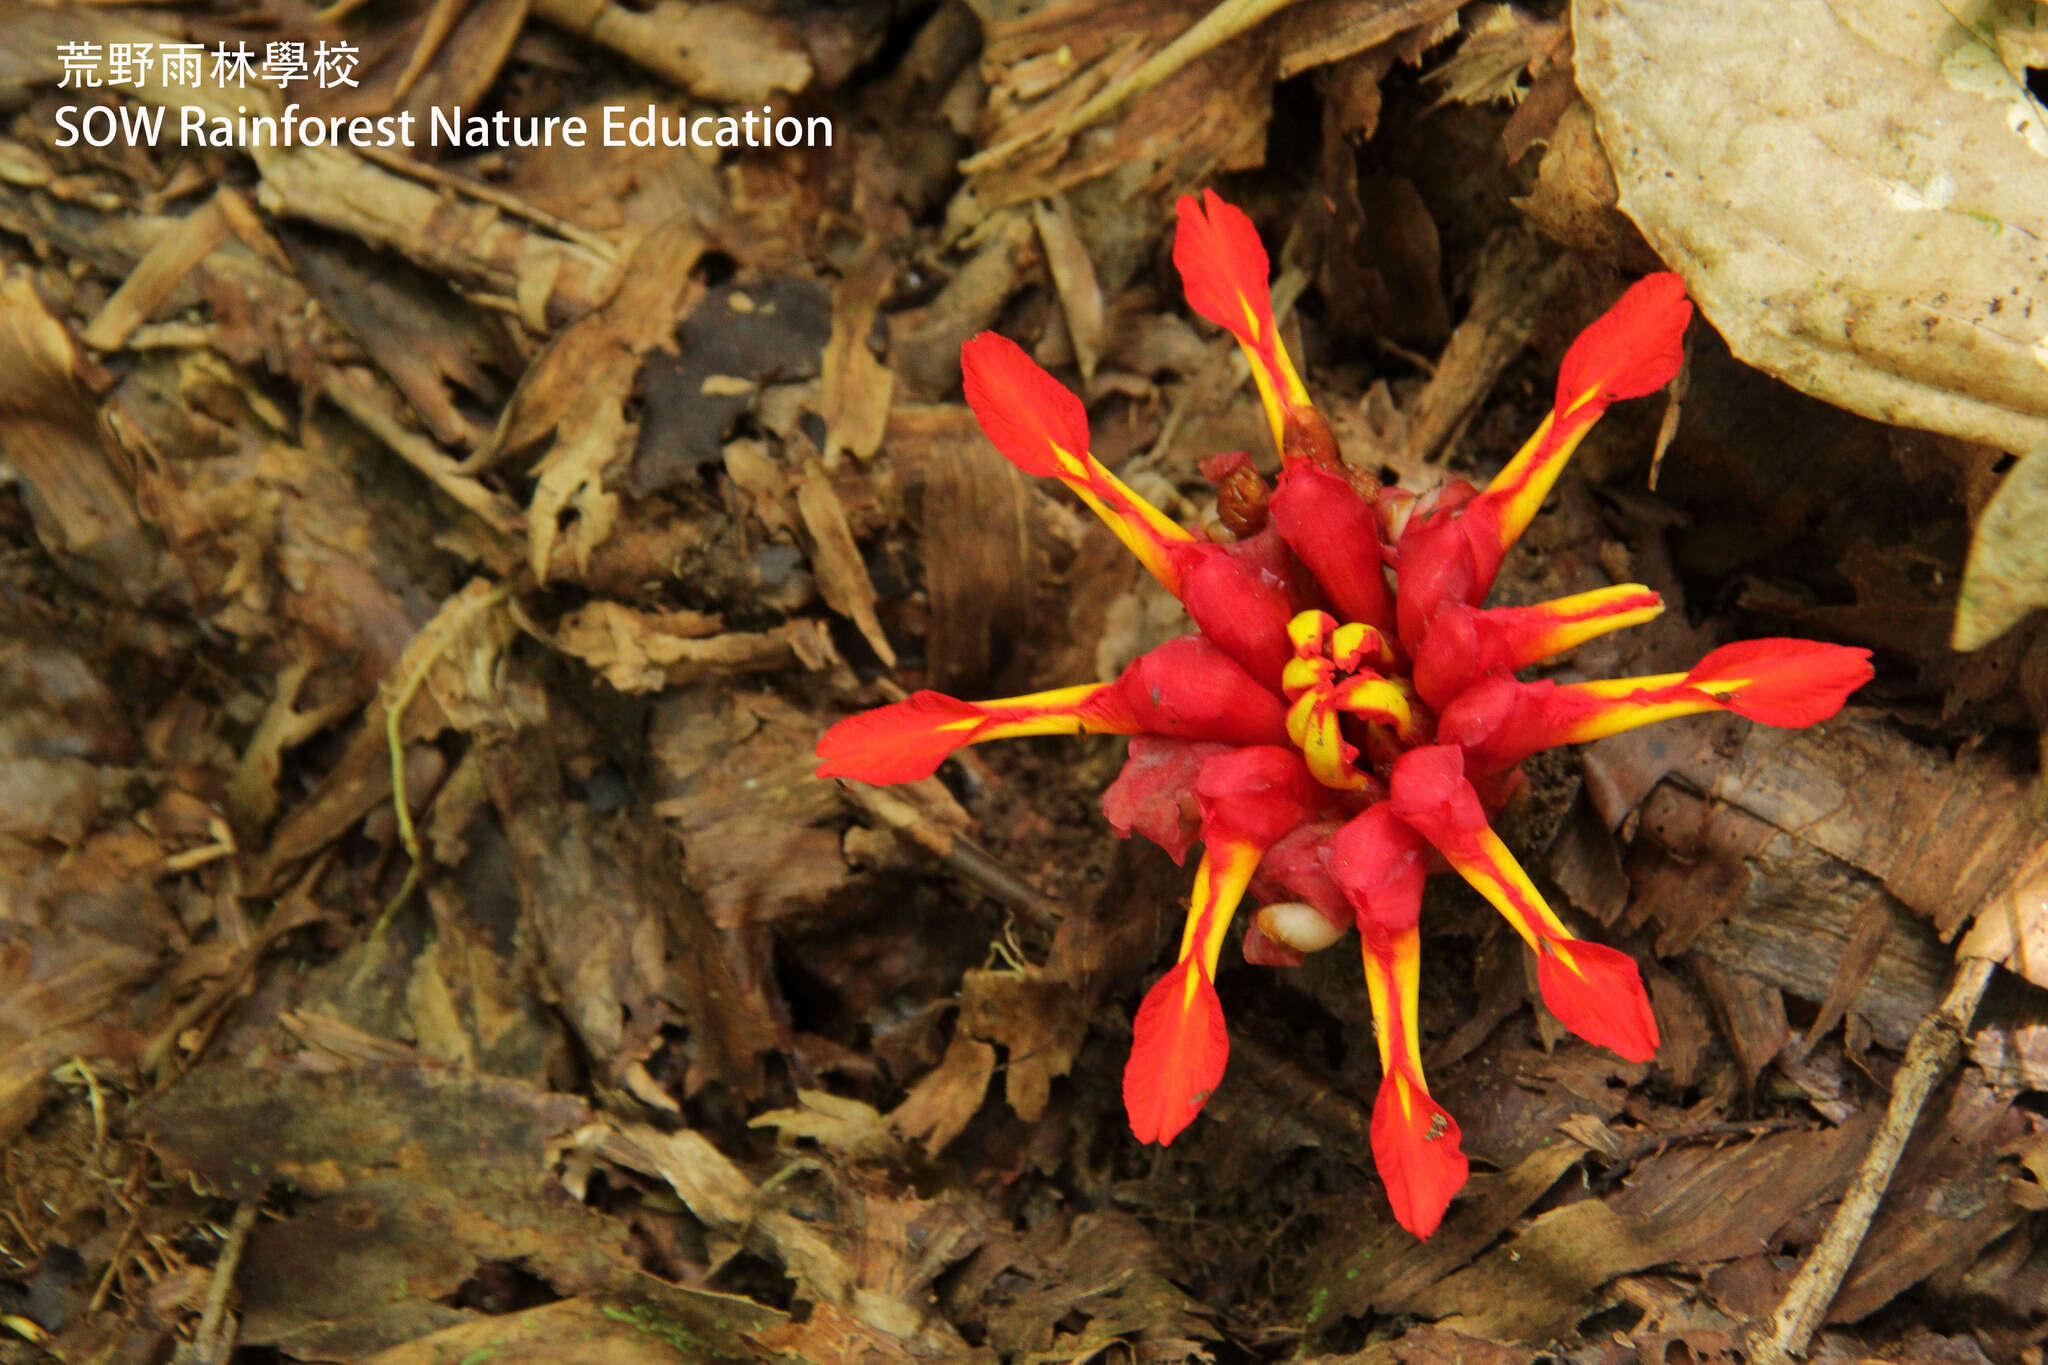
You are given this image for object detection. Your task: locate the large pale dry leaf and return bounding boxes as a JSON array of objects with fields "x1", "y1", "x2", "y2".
[
  {"x1": 1574, "y1": 0, "x2": 2048, "y2": 455},
  {"x1": 1954, "y1": 440, "x2": 2048, "y2": 648}
]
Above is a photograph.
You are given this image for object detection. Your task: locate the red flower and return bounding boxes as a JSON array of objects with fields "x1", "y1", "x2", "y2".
[{"x1": 818, "y1": 193, "x2": 1873, "y2": 1240}]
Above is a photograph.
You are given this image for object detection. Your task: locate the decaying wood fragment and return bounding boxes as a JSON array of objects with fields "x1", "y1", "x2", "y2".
[
  {"x1": 527, "y1": 0, "x2": 812, "y2": 103},
  {"x1": 1750, "y1": 846, "x2": 2044, "y2": 1360},
  {"x1": 1404, "y1": 228, "x2": 1567, "y2": 463}
]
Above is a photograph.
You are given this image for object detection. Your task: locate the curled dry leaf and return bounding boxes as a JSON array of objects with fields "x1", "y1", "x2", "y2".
[
  {"x1": 0, "y1": 270, "x2": 159, "y2": 602},
  {"x1": 1574, "y1": 0, "x2": 2048, "y2": 455},
  {"x1": 1954, "y1": 440, "x2": 2048, "y2": 649},
  {"x1": 1957, "y1": 840, "x2": 2048, "y2": 990},
  {"x1": 795, "y1": 461, "x2": 898, "y2": 667},
  {"x1": 1031, "y1": 195, "x2": 1108, "y2": 383}
]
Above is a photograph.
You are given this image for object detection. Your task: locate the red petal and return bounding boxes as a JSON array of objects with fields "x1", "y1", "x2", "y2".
[
  {"x1": 1325, "y1": 805, "x2": 1429, "y2": 935},
  {"x1": 1270, "y1": 465, "x2": 1392, "y2": 630},
  {"x1": 1101, "y1": 737, "x2": 1231, "y2": 865},
  {"x1": 1116, "y1": 636, "x2": 1291, "y2": 746},
  {"x1": 1393, "y1": 494, "x2": 1508, "y2": 652},
  {"x1": 1385, "y1": 743, "x2": 1483, "y2": 838},
  {"x1": 1173, "y1": 189, "x2": 1275, "y2": 348},
  {"x1": 1412, "y1": 586, "x2": 1664, "y2": 710},
  {"x1": 1194, "y1": 744, "x2": 1323, "y2": 849},
  {"x1": 1173, "y1": 544, "x2": 1298, "y2": 689},
  {"x1": 1555, "y1": 272, "x2": 1692, "y2": 415},
  {"x1": 816, "y1": 692, "x2": 984, "y2": 782},
  {"x1": 1370, "y1": 1074, "x2": 1469, "y2": 1239},
  {"x1": 1536, "y1": 940, "x2": 1660, "y2": 1062},
  {"x1": 1124, "y1": 959, "x2": 1229, "y2": 1145},
  {"x1": 1683, "y1": 639, "x2": 1874, "y2": 726},
  {"x1": 1432, "y1": 674, "x2": 1560, "y2": 773},
  {"x1": 961, "y1": 332, "x2": 1090, "y2": 478}
]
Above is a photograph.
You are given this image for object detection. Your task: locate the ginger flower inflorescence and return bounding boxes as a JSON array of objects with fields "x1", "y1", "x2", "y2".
[{"x1": 817, "y1": 190, "x2": 1873, "y2": 1238}]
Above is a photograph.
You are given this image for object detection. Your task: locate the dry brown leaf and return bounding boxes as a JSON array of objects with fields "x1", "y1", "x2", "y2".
[
  {"x1": 966, "y1": 0, "x2": 1300, "y2": 173},
  {"x1": 973, "y1": 1210, "x2": 1214, "y2": 1358},
  {"x1": 80, "y1": 195, "x2": 228, "y2": 352},
  {"x1": 1688, "y1": 956, "x2": 1791, "y2": 1087},
  {"x1": 649, "y1": 685, "x2": 852, "y2": 930},
  {"x1": 1670, "y1": 716, "x2": 2038, "y2": 937},
  {"x1": 1031, "y1": 195, "x2": 1107, "y2": 383},
  {"x1": 490, "y1": 219, "x2": 703, "y2": 578},
  {"x1": 553, "y1": 600, "x2": 831, "y2": 693},
  {"x1": 577, "y1": 1120, "x2": 981, "y2": 1352},
  {"x1": 630, "y1": 277, "x2": 833, "y2": 493},
  {"x1": 818, "y1": 258, "x2": 896, "y2": 464},
  {"x1": 959, "y1": 968, "x2": 1087, "y2": 1123},
  {"x1": 1630, "y1": 785, "x2": 1950, "y2": 1050},
  {"x1": 749, "y1": 1089, "x2": 905, "y2": 1163},
  {"x1": 282, "y1": 232, "x2": 504, "y2": 450},
  {"x1": 1277, "y1": 0, "x2": 1470, "y2": 77},
  {"x1": 0, "y1": 270, "x2": 160, "y2": 601},
  {"x1": 1971, "y1": 1021, "x2": 2048, "y2": 1089},
  {"x1": 890, "y1": 405, "x2": 1038, "y2": 689},
  {"x1": 888, "y1": 1031, "x2": 995, "y2": 1156},
  {"x1": 796, "y1": 459, "x2": 898, "y2": 667},
  {"x1": 479, "y1": 740, "x2": 678, "y2": 1076},
  {"x1": 140, "y1": 1064, "x2": 694, "y2": 1360},
  {"x1": 0, "y1": 893, "x2": 161, "y2": 1142},
  {"x1": 1313, "y1": 1141, "x2": 1590, "y2": 1322},
  {"x1": 1413, "y1": 1118, "x2": 1873, "y2": 1341}
]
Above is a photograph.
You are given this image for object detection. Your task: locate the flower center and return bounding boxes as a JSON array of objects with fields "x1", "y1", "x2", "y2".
[{"x1": 1279, "y1": 610, "x2": 1429, "y2": 790}]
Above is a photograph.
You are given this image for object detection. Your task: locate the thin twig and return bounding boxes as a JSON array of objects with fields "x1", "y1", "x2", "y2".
[
  {"x1": 838, "y1": 781, "x2": 1066, "y2": 931},
  {"x1": 172, "y1": 1201, "x2": 260, "y2": 1365},
  {"x1": 1747, "y1": 953, "x2": 1996, "y2": 1363}
]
